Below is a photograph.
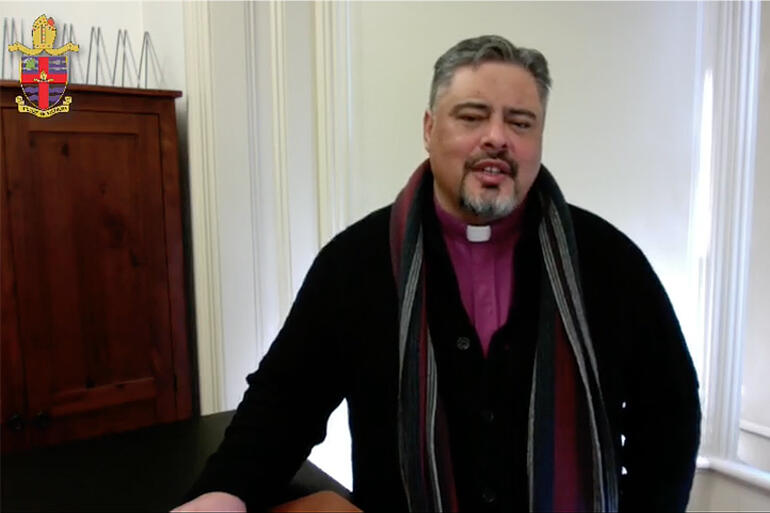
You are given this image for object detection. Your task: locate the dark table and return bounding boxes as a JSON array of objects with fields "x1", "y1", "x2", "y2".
[{"x1": 1, "y1": 411, "x2": 350, "y2": 512}]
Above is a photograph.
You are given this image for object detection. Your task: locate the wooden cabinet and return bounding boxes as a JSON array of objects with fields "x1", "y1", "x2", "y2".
[{"x1": 1, "y1": 81, "x2": 193, "y2": 452}]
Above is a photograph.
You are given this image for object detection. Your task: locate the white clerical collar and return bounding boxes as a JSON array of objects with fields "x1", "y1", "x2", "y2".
[{"x1": 466, "y1": 224, "x2": 491, "y2": 243}]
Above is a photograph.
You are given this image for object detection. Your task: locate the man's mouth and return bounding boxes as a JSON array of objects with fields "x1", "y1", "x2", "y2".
[
  {"x1": 468, "y1": 158, "x2": 515, "y2": 176},
  {"x1": 478, "y1": 166, "x2": 505, "y2": 175},
  {"x1": 466, "y1": 158, "x2": 516, "y2": 187}
]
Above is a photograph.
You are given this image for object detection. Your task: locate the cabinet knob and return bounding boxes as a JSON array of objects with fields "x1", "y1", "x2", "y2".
[
  {"x1": 7, "y1": 413, "x2": 24, "y2": 432},
  {"x1": 33, "y1": 411, "x2": 51, "y2": 429}
]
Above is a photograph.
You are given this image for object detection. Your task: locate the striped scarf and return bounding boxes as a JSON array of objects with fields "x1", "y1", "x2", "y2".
[{"x1": 389, "y1": 161, "x2": 618, "y2": 512}]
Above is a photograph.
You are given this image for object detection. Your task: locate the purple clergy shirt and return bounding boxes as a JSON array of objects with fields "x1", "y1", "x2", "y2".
[{"x1": 434, "y1": 197, "x2": 526, "y2": 357}]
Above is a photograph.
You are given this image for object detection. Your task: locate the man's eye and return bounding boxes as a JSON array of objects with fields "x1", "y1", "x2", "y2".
[
  {"x1": 509, "y1": 120, "x2": 531, "y2": 129},
  {"x1": 458, "y1": 114, "x2": 483, "y2": 122}
]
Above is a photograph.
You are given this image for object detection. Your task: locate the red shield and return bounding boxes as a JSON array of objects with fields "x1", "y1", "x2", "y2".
[{"x1": 20, "y1": 55, "x2": 68, "y2": 111}]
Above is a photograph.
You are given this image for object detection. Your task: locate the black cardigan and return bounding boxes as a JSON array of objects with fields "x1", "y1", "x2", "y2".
[{"x1": 186, "y1": 189, "x2": 701, "y2": 512}]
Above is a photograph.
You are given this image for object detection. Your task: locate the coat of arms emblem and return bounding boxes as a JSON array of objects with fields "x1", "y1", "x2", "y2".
[{"x1": 7, "y1": 14, "x2": 80, "y2": 118}]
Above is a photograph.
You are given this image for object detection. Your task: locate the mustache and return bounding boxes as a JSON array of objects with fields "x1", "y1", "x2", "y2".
[{"x1": 465, "y1": 152, "x2": 518, "y2": 176}]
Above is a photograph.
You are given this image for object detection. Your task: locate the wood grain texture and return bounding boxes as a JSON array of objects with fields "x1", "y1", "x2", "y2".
[
  {"x1": 1, "y1": 120, "x2": 29, "y2": 452},
  {"x1": 269, "y1": 491, "x2": 362, "y2": 512},
  {"x1": 0, "y1": 81, "x2": 192, "y2": 451}
]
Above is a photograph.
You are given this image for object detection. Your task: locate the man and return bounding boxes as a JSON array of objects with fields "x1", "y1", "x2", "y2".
[{"x1": 176, "y1": 35, "x2": 700, "y2": 512}]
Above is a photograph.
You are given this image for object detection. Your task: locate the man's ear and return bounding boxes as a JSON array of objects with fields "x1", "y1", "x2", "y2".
[{"x1": 423, "y1": 109, "x2": 433, "y2": 153}]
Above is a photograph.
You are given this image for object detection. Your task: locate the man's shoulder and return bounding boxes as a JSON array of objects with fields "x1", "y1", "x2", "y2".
[
  {"x1": 568, "y1": 204, "x2": 651, "y2": 270},
  {"x1": 570, "y1": 205, "x2": 638, "y2": 250},
  {"x1": 569, "y1": 204, "x2": 621, "y2": 236},
  {"x1": 296, "y1": 205, "x2": 393, "y2": 300},
  {"x1": 318, "y1": 204, "x2": 393, "y2": 262}
]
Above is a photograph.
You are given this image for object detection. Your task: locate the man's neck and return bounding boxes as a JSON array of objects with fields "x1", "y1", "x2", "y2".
[{"x1": 433, "y1": 193, "x2": 527, "y2": 244}]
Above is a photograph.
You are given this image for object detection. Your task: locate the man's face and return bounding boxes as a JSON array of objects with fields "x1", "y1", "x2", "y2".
[{"x1": 423, "y1": 61, "x2": 544, "y2": 224}]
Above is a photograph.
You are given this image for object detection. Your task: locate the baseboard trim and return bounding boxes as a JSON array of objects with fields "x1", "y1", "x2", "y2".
[
  {"x1": 697, "y1": 455, "x2": 770, "y2": 492},
  {"x1": 741, "y1": 419, "x2": 770, "y2": 440}
]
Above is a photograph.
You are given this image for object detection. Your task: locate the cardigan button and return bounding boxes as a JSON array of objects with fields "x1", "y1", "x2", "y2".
[
  {"x1": 456, "y1": 336, "x2": 471, "y2": 351},
  {"x1": 481, "y1": 409, "x2": 495, "y2": 424},
  {"x1": 481, "y1": 486, "x2": 497, "y2": 504}
]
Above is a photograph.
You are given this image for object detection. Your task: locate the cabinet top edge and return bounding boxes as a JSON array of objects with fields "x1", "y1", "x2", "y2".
[{"x1": 0, "y1": 80, "x2": 182, "y2": 99}]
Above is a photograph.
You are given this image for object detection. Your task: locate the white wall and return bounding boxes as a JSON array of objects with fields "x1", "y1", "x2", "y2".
[
  {"x1": 741, "y1": 0, "x2": 770, "y2": 461},
  {"x1": 198, "y1": 0, "x2": 320, "y2": 411},
  {"x1": 204, "y1": 1, "x2": 260, "y2": 410},
  {"x1": 142, "y1": 1, "x2": 185, "y2": 91},
  {"x1": 1, "y1": 1, "x2": 183, "y2": 90},
  {"x1": 738, "y1": 429, "x2": 770, "y2": 474},
  {"x1": 1, "y1": 2, "x2": 144, "y2": 78}
]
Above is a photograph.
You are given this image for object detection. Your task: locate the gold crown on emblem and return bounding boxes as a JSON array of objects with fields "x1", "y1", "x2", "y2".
[
  {"x1": 7, "y1": 14, "x2": 79, "y2": 56},
  {"x1": 32, "y1": 14, "x2": 57, "y2": 50}
]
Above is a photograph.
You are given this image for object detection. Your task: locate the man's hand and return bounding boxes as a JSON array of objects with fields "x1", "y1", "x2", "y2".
[{"x1": 171, "y1": 491, "x2": 246, "y2": 512}]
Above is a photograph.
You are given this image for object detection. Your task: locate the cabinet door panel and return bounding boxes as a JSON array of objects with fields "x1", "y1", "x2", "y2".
[
  {"x1": 3, "y1": 109, "x2": 178, "y2": 447},
  {"x1": 1, "y1": 151, "x2": 28, "y2": 452}
]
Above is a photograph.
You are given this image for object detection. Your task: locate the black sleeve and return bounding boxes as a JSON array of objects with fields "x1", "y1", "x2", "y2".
[
  {"x1": 618, "y1": 244, "x2": 701, "y2": 512},
  {"x1": 183, "y1": 242, "x2": 347, "y2": 511}
]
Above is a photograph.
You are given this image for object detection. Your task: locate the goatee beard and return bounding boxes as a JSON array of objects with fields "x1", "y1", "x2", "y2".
[
  {"x1": 459, "y1": 183, "x2": 518, "y2": 221},
  {"x1": 459, "y1": 156, "x2": 519, "y2": 221}
]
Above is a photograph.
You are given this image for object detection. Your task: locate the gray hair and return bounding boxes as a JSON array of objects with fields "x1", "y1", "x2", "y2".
[{"x1": 429, "y1": 35, "x2": 552, "y2": 111}]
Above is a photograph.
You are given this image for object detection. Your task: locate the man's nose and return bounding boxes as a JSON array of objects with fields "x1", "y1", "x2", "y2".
[{"x1": 481, "y1": 118, "x2": 508, "y2": 150}]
